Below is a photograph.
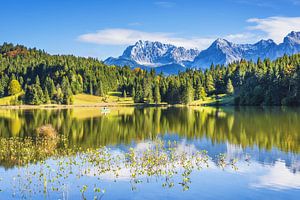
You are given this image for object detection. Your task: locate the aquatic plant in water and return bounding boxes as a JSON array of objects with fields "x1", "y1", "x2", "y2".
[{"x1": 0, "y1": 136, "x2": 244, "y2": 199}]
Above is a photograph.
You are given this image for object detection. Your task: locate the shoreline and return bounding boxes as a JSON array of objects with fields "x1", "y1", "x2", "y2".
[{"x1": 0, "y1": 102, "x2": 172, "y2": 109}]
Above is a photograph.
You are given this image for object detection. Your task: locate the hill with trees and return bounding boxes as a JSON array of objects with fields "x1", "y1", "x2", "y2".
[{"x1": 1, "y1": 42, "x2": 300, "y2": 106}]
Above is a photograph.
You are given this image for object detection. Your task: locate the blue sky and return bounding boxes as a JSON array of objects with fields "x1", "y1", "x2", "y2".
[{"x1": 1, "y1": 0, "x2": 300, "y2": 59}]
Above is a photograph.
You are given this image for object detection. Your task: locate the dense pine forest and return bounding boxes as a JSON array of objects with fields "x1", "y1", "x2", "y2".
[{"x1": 1, "y1": 42, "x2": 300, "y2": 106}]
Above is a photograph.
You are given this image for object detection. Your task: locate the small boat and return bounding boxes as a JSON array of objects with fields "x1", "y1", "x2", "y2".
[{"x1": 101, "y1": 107, "x2": 110, "y2": 115}]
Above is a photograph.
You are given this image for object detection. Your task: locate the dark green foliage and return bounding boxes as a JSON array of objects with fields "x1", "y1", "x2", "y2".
[
  {"x1": 206, "y1": 74, "x2": 215, "y2": 95},
  {"x1": 61, "y1": 76, "x2": 73, "y2": 105},
  {"x1": 71, "y1": 74, "x2": 83, "y2": 94},
  {"x1": 153, "y1": 81, "x2": 161, "y2": 104},
  {"x1": 96, "y1": 80, "x2": 104, "y2": 97},
  {"x1": 55, "y1": 86, "x2": 64, "y2": 104},
  {"x1": 182, "y1": 81, "x2": 194, "y2": 104},
  {"x1": 2, "y1": 43, "x2": 300, "y2": 106},
  {"x1": 44, "y1": 88, "x2": 51, "y2": 104},
  {"x1": 133, "y1": 83, "x2": 144, "y2": 103},
  {"x1": 24, "y1": 84, "x2": 44, "y2": 105},
  {"x1": 143, "y1": 75, "x2": 153, "y2": 104},
  {"x1": 195, "y1": 82, "x2": 207, "y2": 100},
  {"x1": 44, "y1": 77, "x2": 56, "y2": 99}
]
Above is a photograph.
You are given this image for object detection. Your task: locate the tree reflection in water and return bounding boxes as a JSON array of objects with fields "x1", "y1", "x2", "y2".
[{"x1": 0, "y1": 107, "x2": 299, "y2": 152}]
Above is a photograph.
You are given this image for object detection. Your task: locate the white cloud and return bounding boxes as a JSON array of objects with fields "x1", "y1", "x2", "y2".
[
  {"x1": 78, "y1": 28, "x2": 214, "y2": 50},
  {"x1": 224, "y1": 32, "x2": 261, "y2": 44},
  {"x1": 78, "y1": 16, "x2": 300, "y2": 53},
  {"x1": 252, "y1": 161, "x2": 300, "y2": 190},
  {"x1": 247, "y1": 16, "x2": 300, "y2": 43}
]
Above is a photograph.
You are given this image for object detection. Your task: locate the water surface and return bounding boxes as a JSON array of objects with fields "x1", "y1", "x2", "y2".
[{"x1": 0, "y1": 107, "x2": 299, "y2": 199}]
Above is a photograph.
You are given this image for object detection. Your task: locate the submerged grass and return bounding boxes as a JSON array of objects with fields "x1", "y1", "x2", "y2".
[{"x1": 0, "y1": 136, "x2": 245, "y2": 199}]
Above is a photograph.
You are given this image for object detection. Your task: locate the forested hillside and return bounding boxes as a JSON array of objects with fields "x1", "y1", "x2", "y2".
[{"x1": 1, "y1": 42, "x2": 300, "y2": 106}]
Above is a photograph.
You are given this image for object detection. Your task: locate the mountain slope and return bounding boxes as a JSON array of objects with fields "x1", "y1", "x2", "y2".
[
  {"x1": 104, "y1": 31, "x2": 300, "y2": 74},
  {"x1": 104, "y1": 40, "x2": 199, "y2": 73}
]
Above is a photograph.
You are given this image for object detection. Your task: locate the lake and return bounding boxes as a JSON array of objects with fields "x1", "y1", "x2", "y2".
[{"x1": 0, "y1": 106, "x2": 299, "y2": 199}]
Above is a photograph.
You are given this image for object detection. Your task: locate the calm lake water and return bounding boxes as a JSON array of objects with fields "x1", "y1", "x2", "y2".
[{"x1": 0, "y1": 107, "x2": 299, "y2": 199}]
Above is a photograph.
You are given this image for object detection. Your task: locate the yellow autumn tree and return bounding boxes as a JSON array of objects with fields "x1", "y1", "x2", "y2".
[{"x1": 8, "y1": 80, "x2": 22, "y2": 96}]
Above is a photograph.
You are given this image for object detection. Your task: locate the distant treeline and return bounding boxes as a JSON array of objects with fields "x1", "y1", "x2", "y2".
[{"x1": 1, "y1": 42, "x2": 300, "y2": 106}]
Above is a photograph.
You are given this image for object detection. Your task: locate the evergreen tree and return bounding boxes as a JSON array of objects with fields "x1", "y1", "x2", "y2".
[
  {"x1": 89, "y1": 81, "x2": 93, "y2": 95},
  {"x1": 160, "y1": 81, "x2": 167, "y2": 102},
  {"x1": 132, "y1": 87, "x2": 135, "y2": 98},
  {"x1": 199, "y1": 86, "x2": 207, "y2": 100},
  {"x1": 96, "y1": 80, "x2": 104, "y2": 96},
  {"x1": 146, "y1": 87, "x2": 153, "y2": 104},
  {"x1": 24, "y1": 84, "x2": 44, "y2": 105},
  {"x1": 24, "y1": 85, "x2": 34, "y2": 105},
  {"x1": 195, "y1": 82, "x2": 203, "y2": 100},
  {"x1": 226, "y1": 79, "x2": 234, "y2": 95},
  {"x1": 2, "y1": 42, "x2": 300, "y2": 106},
  {"x1": 61, "y1": 76, "x2": 73, "y2": 104},
  {"x1": 182, "y1": 81, "x2": 194, "y2": 105},
  {"x1": 133, "y1": 83, "x2": 144, "y2": 103},
  {"x1": 0, "y1": 83, "x2": 4, "y2": 97},
  {"x1": 143, "y1": 77, "x2": 153, "y2": 103},
  {"x1": 35, "y1": 75, "x2": 41, "y2": 86},
  {"x1": 206, "y1": 74, "x2": 215, "y2": 95},
  {"x1": 29, "y1": 76, "x2": 45, "y2": 104},
  {"x1": 153, "y1": 82, "x2": 161, "y2": 104},
  {"x1": 123, "y1": 90, "x2": 127, "y2": 98},
  {"x1": 44, "y1": 88, "x2": 51, "y2": 104},
  {"x1": 55, "y1": 86, "x2": 64, "y2": 104},
  {"x1": 71, "y1": 74, "x2": 82, "y2": 94},
  {"x1": 45, "y1": 77, "x2": 56, "y2": 99}
]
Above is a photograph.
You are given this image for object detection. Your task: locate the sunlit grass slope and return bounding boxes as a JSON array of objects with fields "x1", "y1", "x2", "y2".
[
  {"x1": 190, "y1": 94, "x2": 234, "y2": 106},
  {"x1": 0, "y1": 92, "x2": 24, "y2": 105},
  {"x1": 73, "y1": 92, "x2": 134, "y2": 105}
]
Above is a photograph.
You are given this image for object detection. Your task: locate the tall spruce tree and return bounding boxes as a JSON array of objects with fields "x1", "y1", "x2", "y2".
[
  {"x1": 133, "y1": 83, "x2": 144, "y2": 103},
  {"x1": 182, "y1": 81, "x2": 194, "y2": 105},
  {"x1": 206, "y1": 74, "x2": 215, "y2": 95},
  {"x1": 226, "y1": 79, "x2": 234, "y2": 95},
  {"x1": 153, "y1": 82, "x2": 161, "y2": 104}
]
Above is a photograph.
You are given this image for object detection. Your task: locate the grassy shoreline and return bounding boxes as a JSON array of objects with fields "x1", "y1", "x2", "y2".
[
  {"x1": 0, "y1": 103, "x2": 170, "y2": 109},
  {"x1": 0, "y1": 93, "x2": 234, "y2": 109}
]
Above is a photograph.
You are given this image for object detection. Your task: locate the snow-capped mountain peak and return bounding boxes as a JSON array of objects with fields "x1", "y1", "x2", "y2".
[
  {"x1": 212, "y1": 38, "x2": 232, "y2": 48},
  {"x1": 284, "y1": 31, "x2": 300, "y2": 44},
  {"x1": 104, "y1": 31, "x2": 300, "y2": 74},
  {"x1": 255, "y1": 39, "x2": 276, "y2": 47},
  {"x1": 113, "y1": 40, "x2": 199, "y2": 67}
]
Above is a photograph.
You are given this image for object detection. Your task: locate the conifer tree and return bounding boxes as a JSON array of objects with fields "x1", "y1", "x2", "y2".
[
  {"x1": 182, "y1": 81, "x2": 194, "y2": 104},
  {"x1": 134, "y1": 83, "x2": 144, "y2": 103},
  {"x1": 45, "y1": 77, "x2": 56, "y2": 99},
  {"x1": 200, "y1": 86, "x2": 207, "y2": 100},
  {"x1": 97, "y1": 80, "x2": 104, "y2": 96},
  {"x1": 154, "y1": 82, "x2": 161, "y2": 104},
  {"x1": 226, "y1": 79, "x2": 234, "y2": 95},
  {"x1": 206, "y1": 74, "x2": 215, "y2": 95},
  {"x1": 132, "y1": 87, "x2": 136, "y2": 99},
  {"x1": 55, "y1": 86, "x2": 64, "y2": 104},
  {"x1": 61, "y1": 76, "x2": 73, "y2": 104},
  {"x1": 123, "y1": 90, "x2": 127, "y2": 98},
  {"x1": 44, "y1": 88, "x2": 51, "y2": 104}
]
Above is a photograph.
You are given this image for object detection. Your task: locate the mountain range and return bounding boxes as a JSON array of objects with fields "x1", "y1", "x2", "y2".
[{"x1": 104, "y1": 31, "x2": 300, "y2": 74}]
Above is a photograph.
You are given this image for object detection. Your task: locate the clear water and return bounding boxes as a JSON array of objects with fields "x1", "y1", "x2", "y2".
[{"x1": 0, "y1": 107, "x2": 299, "y2": 199}]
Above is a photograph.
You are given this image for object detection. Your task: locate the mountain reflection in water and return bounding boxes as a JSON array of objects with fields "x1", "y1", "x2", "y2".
[{"x1": 0, "y1": 107, "x2": 299, "y2": 199}]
